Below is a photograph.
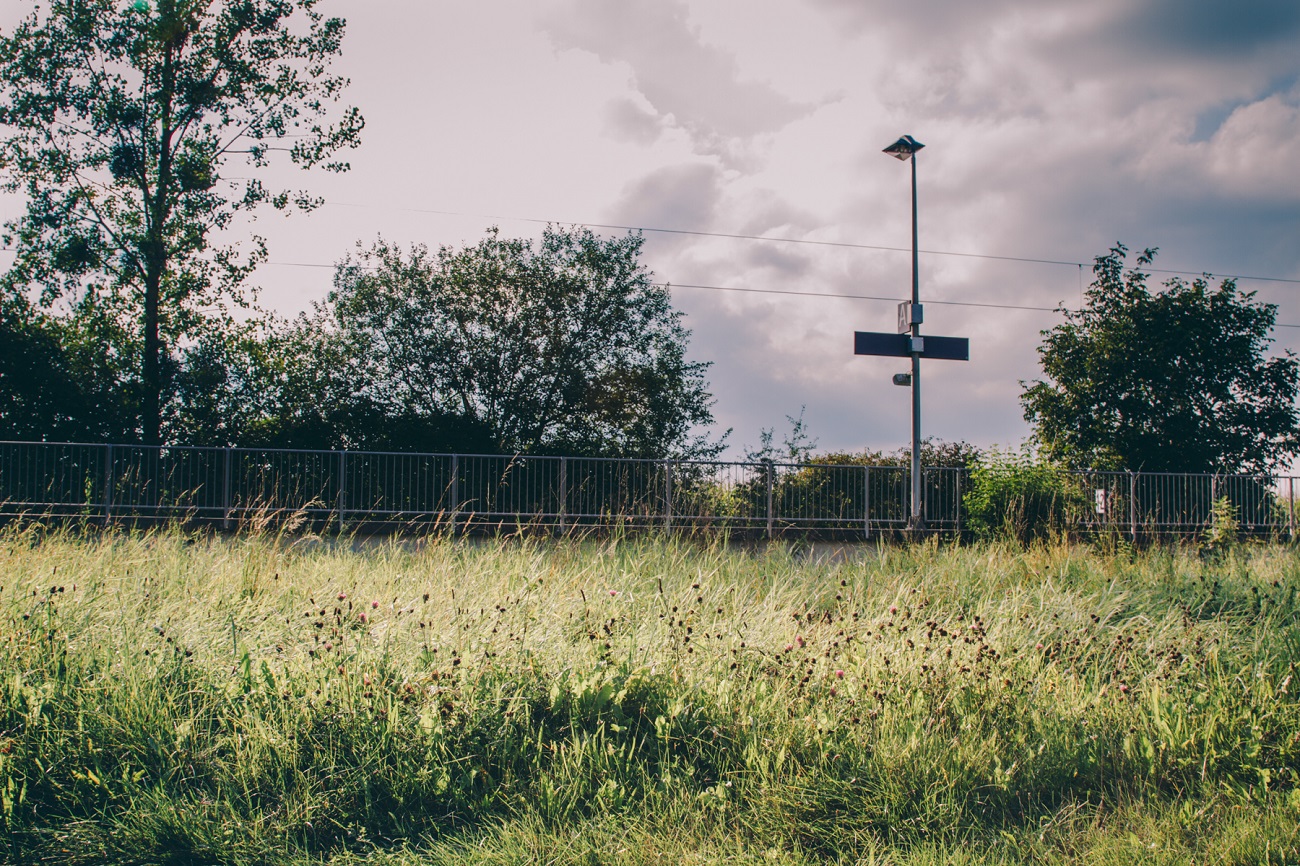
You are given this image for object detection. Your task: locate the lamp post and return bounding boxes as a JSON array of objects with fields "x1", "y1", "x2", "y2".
[{"x1": 883, "y1": 134, "x2": 925, "y2": 531}]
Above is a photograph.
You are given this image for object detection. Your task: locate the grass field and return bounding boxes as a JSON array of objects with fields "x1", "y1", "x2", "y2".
[{"x1": 2, "y1": 525, "x2": 1298, "y2": 865}]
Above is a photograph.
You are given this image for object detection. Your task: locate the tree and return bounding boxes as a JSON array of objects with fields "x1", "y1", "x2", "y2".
[
  {"x1": 0, "y1": 292, "x2": 138, "y2": 441},
  {"x1": 0, "y1": 0, "x2": 362, "y2": 444},
  {"x1": 310, "y1": 226, "x2": 719, "y2": 458},
  {"x1": 1022, "y1": 244, "x2": 1300, "y2": 474}
]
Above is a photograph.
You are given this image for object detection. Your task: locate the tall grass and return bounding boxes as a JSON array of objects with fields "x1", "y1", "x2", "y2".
[{"x1": 1, "y1": 525, "x2": 1297, "y2": 864}]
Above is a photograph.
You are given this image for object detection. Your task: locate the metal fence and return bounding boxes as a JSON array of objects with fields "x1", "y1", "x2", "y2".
[{"x1": 0, "y1": 440, "x2": 1294, "y2": 539}]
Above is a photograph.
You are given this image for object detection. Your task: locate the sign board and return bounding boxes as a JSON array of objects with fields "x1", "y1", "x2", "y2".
[
  {"x1": 897, "y1": 302, "x2": 923, "y2": 334},
  {"x1": 1095, "y1": 489, "x2": 1107, "y2": 516},
  {"x1": 854, "y1": 331, "x2": 969, "y2": 361}
]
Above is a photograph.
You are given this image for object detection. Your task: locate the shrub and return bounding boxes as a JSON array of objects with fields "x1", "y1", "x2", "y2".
[{"x1": 963, "y1": 447, "x2": 1076, "y2": 542}]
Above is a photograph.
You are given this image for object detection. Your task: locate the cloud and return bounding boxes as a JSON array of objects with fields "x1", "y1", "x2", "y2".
[
  {"x1": 606, "y1": 162, "x2": 724, "y2": 235},
  {"x1": 1121, "y1": 0, "x2": 1300, "y2": 59},
  {"x1": 602, "y1": 97, "x2": 665, "y2": 145},
  {"x1": 542, "y1": 0, "x2": 814, "y2": 161}
]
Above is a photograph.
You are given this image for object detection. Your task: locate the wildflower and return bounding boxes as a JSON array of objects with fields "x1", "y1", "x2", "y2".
[
  {"x1": 372, "y1": 600, "x2": 379, "y2": 609},
  {"x1": 796, "y1": 635, "x2": 806, "y2": 648},
  {"x1": 359, "y1": 613, "x2": 369, "y2": 623},
  {"x1": 836, "y1": 669, "x2": 845, "y2": 678},
  {"x1": 889, "y1": 605, "x2": 898, "y2": 615},
  {"x1": 337, "y1": 593, "x2": 346, "y2": 601},
  {"x1": 1119, "y1": 683, "x2": 1129, "y2": 692},
  {"x1": 1035, "y1": 643, "x2": 1044, "y2": 650},
  {"x1": 609, "y1": 590, "x2": 619, "y2": 597}
]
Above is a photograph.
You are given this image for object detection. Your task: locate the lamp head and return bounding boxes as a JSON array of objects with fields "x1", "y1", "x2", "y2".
[{"x1": 883, "y1": 134, "x2": 924, "y2": 161}]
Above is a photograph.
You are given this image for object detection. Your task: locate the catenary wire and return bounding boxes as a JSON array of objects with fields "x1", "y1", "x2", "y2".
[
  {"x1": 255, "y1": 258, "x2": 1300, "y2": 328},
  {"x1": 319, "y1": 200, "x2": 1300, "y2": 287}
]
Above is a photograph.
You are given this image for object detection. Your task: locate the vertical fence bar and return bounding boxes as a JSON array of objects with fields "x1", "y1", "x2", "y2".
[
  {"x1": 765, "y1": 460, "x2": 774, "y2": 540},
  {"x1": 663, "y1": 460, "x2": 673, "y2": 532},
  {"x1": 863, "y1": 465, "x2": 871, "y2": 541},
  {"x1": 955, "y1": 469, "x2": 962, "y2": 538},
  {"x1": 1129, "y1": 470, "x2": 1137, "y2": 543},
  {"x1": 558, "y1": 457, "x2": 567, "y2": 533},
  {"x1": 337, "y1": 449, "x2": 347, "y2": 533},
  {"x1": 102, "y1": 443, "x2": 114, "y2": 526},
  {"x1": 222, "y1": 447, "x2": 233, "y2": 531},
  {"x1": 1289, "y1": 476, "x2": 1295, "y2": 541},
  {"x1": 450, "y1": 454, "x2": 459, "y2": 535}
]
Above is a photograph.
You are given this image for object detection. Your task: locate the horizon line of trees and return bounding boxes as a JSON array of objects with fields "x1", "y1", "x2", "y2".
[
  {"x1": 5, "y1": 239, "x2": 1300, "y2": 473},
  {"x1": 1, "y1": 225, "x2": 725, "y2": 460}
]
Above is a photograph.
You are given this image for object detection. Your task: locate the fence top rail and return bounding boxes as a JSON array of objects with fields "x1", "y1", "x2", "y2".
[
  {"x1": 1, "y1": 441, "x2": 1295, "y2": 485},
  {"x1": 1, "y1": 441, "x2": 947, "y2": 471}
]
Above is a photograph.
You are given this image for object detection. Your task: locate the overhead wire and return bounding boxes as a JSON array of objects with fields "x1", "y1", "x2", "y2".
[
  {"x1": 319, "y1": 200, "x2": 1300, "y2": 287},
  {"x1": 253, "y1": 258, "x2": 1300, "y2": 328},
  {"x1": 3, "y1": 201, "x2": 1300, "y2": 328}
]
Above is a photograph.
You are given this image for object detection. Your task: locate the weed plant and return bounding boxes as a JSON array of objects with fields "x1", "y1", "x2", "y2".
[{"x1": 1, "y1": 526, "x2": 1298, "y2": 864}]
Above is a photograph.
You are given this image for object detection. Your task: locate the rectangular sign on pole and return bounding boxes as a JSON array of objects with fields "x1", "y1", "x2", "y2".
[
  {"x1": 897, "y1": 302, "x2": 923, "y2": 333},
  {"x1": 854, "y1": 331, "x2": 969, "y2": 361}
]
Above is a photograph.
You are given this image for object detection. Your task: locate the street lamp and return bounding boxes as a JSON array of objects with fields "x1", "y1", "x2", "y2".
[{"x1": 883, "y1": 134, "x2": 925, "y2": 531}]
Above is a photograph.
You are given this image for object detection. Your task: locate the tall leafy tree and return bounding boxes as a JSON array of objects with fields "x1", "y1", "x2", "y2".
[
  {"x1": 0, "y1": 0, "x2": 362, "y2": 444},
  {"x1": 1022, "y1": 244, "x2": 1300, "y2": 474},
  {"x1": 313, "y1": 226, "x2": 720, "y2": 458}
]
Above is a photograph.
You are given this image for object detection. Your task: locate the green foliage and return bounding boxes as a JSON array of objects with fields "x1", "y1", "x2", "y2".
[
  {"x1": 0, "y1": 292, "x2": 139, "y2": 441},
  {"x1": 962, "y1": 448, "x2": 1078, "y2": 542},
  {"x1": 2, "y1": 532, "x2": 1298, "y2": 864},
  {"x1": 1022, "y1": 244, "x2": 1300, "y2": 473},
  {"x1": 1204, "y1": 495, "x2": 1240, "y2": 552},
  {"x1": 288, "y1": 226, "x2": 720, "y2": 458},
  {"x1": 0, "y1": 0, "x2": 363, "y2": 443}
]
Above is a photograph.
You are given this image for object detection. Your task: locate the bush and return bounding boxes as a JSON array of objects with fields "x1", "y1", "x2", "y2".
[{"x1": 963, "y1": 448, "x2": 1077, "y2": 542}]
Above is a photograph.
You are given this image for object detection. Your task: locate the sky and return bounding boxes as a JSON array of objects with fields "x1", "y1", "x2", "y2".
[{"x1": 4, "y1": 0, "x2": 1300, "y2": 459}]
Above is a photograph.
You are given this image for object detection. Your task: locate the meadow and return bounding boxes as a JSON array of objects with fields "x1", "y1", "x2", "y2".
[{"x1": 1, "y1": 525, "x2": 1298, "y2": 865}]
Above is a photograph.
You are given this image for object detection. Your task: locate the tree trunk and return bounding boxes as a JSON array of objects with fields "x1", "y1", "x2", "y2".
[{"x1": 142, "y1": 268, "x2": 162, "y2": 445}]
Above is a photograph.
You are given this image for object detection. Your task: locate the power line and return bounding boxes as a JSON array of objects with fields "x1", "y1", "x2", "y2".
[
  {"x1": 320, "y1": 200, "x2": 1300, "y2": 287},
  {"x1": 4, "y1": 201, "x2": 1300, "y2": 288},
  {"x1": 256, "y1": 258, "x2": 1300, "y2": 328}
]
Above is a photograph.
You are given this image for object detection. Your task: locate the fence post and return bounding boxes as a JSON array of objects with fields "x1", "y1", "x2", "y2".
[
  {"x1": 558, "y1": 457, "x2": 567, "y2": 533},
  {"x1": 765, "y1": 460, "x2": 774, "y2": 540},
  {"x1": 450, "y1": 454, "x2": 460, "y2": 535},
  {"x1": 337, "y1": 449, "x2": 347, "y2": 533},
  {"x1": 863, "y1": 465, "x2": 871, "y2": 541},
  {"x1": 1129, "y1": 470, "x2": 1138, "y2": 544},
  {"x1": 1290, "y1": 476, "x2": 1295, "y2": 542},
  {"x1": 222, "y1": 447, "x2": 232, "y2": 531},
  {"x1": 663, "y1": 460, "x2": 673, "y2": 532},
  {"x1": 102, "y1": 443, "x2": 114, "y2": 527},
  {"x1": 955, "y1": 469, "x2": 962, "y2": 539}
]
